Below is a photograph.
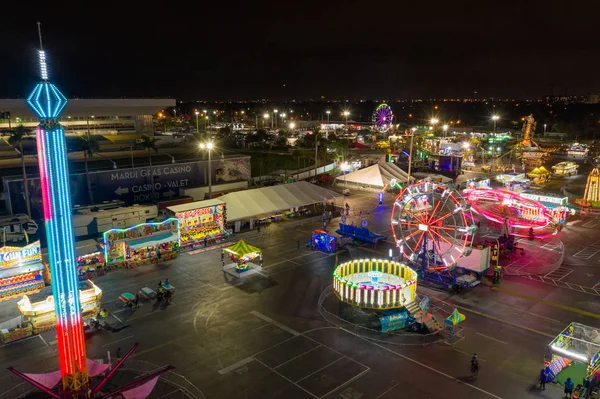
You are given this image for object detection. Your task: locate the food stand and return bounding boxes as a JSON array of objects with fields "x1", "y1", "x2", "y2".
[
  {"x1": 167, "y1": 199, "x2": 229, "y2": 249},
  {"x1": 552, "y1": 161, "x2": 578, "y2": 177},
  {"x1": 17, "y1": 280, "x2": 103, "y2": 334},
  {"x1": 0, "y1": 241, "x2": 45, "y2": 301},
  {"x1": 567, "y1": 143, "x2": 589, "y2": 158},
  {"x1": 104, "y1": 218, "x2": 180, "y2": 268},
  {"x1": 222, "y1": 240, "x2": 262, "y2": 279},
  {"x1": 310, "y1": 229, "x2": 338, "y2": 253},
  {"x1": 545, "y1": 322, "x2": 600, "y2": 398}
]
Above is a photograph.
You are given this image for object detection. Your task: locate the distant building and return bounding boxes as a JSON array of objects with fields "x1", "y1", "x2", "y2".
[{"x1": 0, "y1": 98, "x2": 175, "y2": 134}]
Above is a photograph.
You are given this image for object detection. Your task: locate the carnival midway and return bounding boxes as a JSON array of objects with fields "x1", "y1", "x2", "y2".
[{"x1": 1, "y1": 32, "x2": 600, "y2": 399}]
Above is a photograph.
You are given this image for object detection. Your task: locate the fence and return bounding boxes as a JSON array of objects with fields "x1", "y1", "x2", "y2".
[{"x1": 252, "y1": 161, "x2": 338, "y2": 184}]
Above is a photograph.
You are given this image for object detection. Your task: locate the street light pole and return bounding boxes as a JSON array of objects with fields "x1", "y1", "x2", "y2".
[
  {"x1": 407, "y1": 128, "x2": 416, "y2": 185},
  {"x1": 492, "y1": 115, "x2": 499, "y2": 132},
  {"x1": 199, "y1": 142, "x2": 214, "y2": 199},
  {"x1": 314, "y1": 130, "x2": 319, "y2": 177},
  {"x1": 195, "y1": 111, "x2": 199, "y2": 134},
  {"x1": 326, "y1": 110, "x2": 330, "y2": 125},
  {"x1": 274, "y1": 110, "x2": 278, "y2": 129}
]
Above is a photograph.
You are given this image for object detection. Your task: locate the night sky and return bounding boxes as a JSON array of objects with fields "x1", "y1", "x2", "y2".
[{"x1": 1, "y1": 1, "x2": 598, "y2": 100}]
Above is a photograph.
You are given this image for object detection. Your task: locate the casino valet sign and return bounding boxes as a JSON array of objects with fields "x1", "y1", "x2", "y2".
[{"x1": 0, "y1": 241, "x2": 42, "y2": 266}]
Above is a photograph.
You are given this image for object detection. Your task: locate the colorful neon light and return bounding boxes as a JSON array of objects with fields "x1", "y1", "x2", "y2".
[{"x1": 27, "y1": 46, "x2": 88, "y2": 392}]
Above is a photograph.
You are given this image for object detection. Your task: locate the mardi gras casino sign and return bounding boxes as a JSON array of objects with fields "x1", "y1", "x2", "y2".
[{"x1": 0, "y1": 241, "x2": 42, "y2": 266}]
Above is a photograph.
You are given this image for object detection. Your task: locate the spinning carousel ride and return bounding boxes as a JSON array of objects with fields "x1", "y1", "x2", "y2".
[{"x1": 391, "y1": 182, "x2": 476, "y2": 270}]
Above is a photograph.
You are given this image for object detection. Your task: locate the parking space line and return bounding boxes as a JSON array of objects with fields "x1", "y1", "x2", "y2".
[
  {"x1": 573, "y1": 248, "x2": 600, "y2": 260},
  {"x1": 38, "y1": 335, "x2": 49, "y2": 347},
  {"x1": 476, "y1": 332, "x2": 507, "y2": 345},
  {"x1": 350, "y1": 333, "x2": 503, "y2": 399},
  {"x1": 101, "y1": 335, "x2": 135, "y2": 348},
  {"x1": 319, "y1": 367, "x2": 370, "y2": 399},
  {"x1": 250, "y1": 311, "x2": 301, "y2": 336},
  {"x1": 273, "y1": 345, "x2": 323, "y2": 369},
  {"x1": 218, "y1": 357, "x2": 254, "y2": 375},
  {"x1": 375, "y1": 382, "x2": 400, "y2": 399},
  {"x1": 252, "y1": 357, "x2": 319, "y2": 399},
  {"x1": 296, "y1": 357, "x2": 345, "y2": 383}
]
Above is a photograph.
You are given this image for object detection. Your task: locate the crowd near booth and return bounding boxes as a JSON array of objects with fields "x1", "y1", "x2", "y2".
[
  {"x1": 75, "y1": 239, "x2": 106, "y2": 278},
  {"x1": 310, "y1": 229, "x2": 338, "y2": 253},
  {"x1": 0, "y1": 241, "x2": 45, "y2": 301},
  {"x1": 104, "y1": 218, "x2": 180, "y2": 268},
  {"x1": 552, "y1": 161, "x2": 578, "y2": 177},
  {"x1": 222, "y1": 240, "x2": 263, "y2": 279},
  {"x1": 544, "y1": 322, "x2": 600, "y2": 398},
  {"x1": 167, "y1": 199, "x2": 229, "y2": 249}
]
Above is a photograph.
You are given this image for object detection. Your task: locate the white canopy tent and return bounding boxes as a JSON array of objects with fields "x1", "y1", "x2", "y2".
[
  {"x1": 219, "y1": 181, "x2": 341, "y2": 222},
  {"x1": 335, "y1": 163, "x2": 409, "y2": 188}
]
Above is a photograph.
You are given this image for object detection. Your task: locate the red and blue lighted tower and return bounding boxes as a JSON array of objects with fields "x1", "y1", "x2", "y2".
[{"x1": 26, "y1": 24, "x2": 89, "y2": 393}]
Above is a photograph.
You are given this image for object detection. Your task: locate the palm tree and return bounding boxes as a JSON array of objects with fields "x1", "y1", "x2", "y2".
[
  {"x1": 140, "y1": 135, "x2": 160, "y2": 199},
  {"x1": 8, "y1": 125, "x2": 32, "y2": 217},
  {"x1": 71, "y1": 136, "x2": 101, "y2": 204}
]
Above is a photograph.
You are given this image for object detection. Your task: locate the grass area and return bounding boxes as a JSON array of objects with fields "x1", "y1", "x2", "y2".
[{"x1": 235, "y1": 149, "x2": 335, "y2": 176}]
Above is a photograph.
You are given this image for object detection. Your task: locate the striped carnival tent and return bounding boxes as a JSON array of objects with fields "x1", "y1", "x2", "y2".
[{"x1": 223, "y1": 240, "x2": 261, "y2": 258}]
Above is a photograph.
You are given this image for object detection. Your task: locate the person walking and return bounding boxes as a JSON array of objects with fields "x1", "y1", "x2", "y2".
[
  {"x1": 297, "y1": 240, "x2": 300, "y2": 251},
  {"x1": 539, "y1": 368, "x2": 546, "y2": 390},
  {"x1": 470, "y1": 354, "x2": 479, "y2": 378},
  {"x1": 564, "y1": 377, "x2": 574, "y2": 398},
  {"x1": 116, "y1": 347, "x2": 122, "y2": 359}
]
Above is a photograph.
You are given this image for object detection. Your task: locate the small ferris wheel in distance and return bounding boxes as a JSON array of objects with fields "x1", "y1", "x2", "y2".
[
  {"x1": 372, "y1": 103, "x2": 393, "y2": 130},
  {"x1": 391, "y1": 181, "x2": 476, "y2": 269}
]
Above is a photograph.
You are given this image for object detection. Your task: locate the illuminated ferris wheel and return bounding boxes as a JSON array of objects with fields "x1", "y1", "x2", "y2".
[
  {"x1": 372, "y1": 103, "x2": 393, "y2": 129},
  {"x1": 391, "y1": 182, "x2": 476, "y2": 269}
]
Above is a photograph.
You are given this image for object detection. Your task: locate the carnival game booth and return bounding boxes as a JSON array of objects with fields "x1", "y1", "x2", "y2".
[
  {"x1": 544, "y1": 322, "x2": 600, "y2": 398},
  {"x1": 104, "y1": 218, "x2": 180, "y2": 268},
  {"x1": 552, "y1": 161, "x2": 578, "y2": 177},
  {"x1": 222, "y1": 240, "x2": 263, "y2": 279},
  {"x1": 311, "y1": 229, "x2": 338, "y2": 253},
  {"x1": 167, "y1": 198, "x2": 229, "y2": 249},
  {"x1": 16, "y1": 280, "x2": 102, "y2": 335},
  {"x1": 0, "y1": 241, "x2": 45, "y2": 301}
]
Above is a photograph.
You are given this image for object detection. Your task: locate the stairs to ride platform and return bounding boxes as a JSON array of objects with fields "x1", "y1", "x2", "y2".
[{"x1": 405, "y1": 300, "x2": 444, "y2": 334}]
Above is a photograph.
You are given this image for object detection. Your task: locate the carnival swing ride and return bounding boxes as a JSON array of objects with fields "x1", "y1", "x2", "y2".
[{"x1": 391, "y1": 181, "x2": 477, "y2": 285}]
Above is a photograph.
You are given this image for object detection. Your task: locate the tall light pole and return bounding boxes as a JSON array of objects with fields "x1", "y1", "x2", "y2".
[
  {"x1": 492, "y1": 115, "x2": 499, "y2": 132},
  {"x1": 442, "y1": 124, "x2": 448, "y2": 138},
  {"x1": 274, "y1": 109, "x2": 278, "y2": 129},
  {"x1": 343, "y1": 111, "x2": 350, "y2": 129},
  {"x1": 263, "y1": 113, "x2": 269, "y2": 129},
  {"x1": 407, "y1": 127, "x2": 416, "y2": 185},
  {"x1": 326, "y1": 110, "x2": 330, "y2": 125},
  {"x1": 195, "y1": 110, "x2": 199, "y2": 133},
  {"x1": 281, "y1": 113, "x2": 287, "y2": 126},
  {"x1": 544, "y1": 123, "x2": 547, "y2": 133},
  {"x1": 430, "y1": 118, "x2": 439, "y2": 133},
  {"x1": 199, "y1": 142, "x2": 214, "y2": 198},
  {"x1": 314, "y1": 129, "x2": 319, "y2": 177}
]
